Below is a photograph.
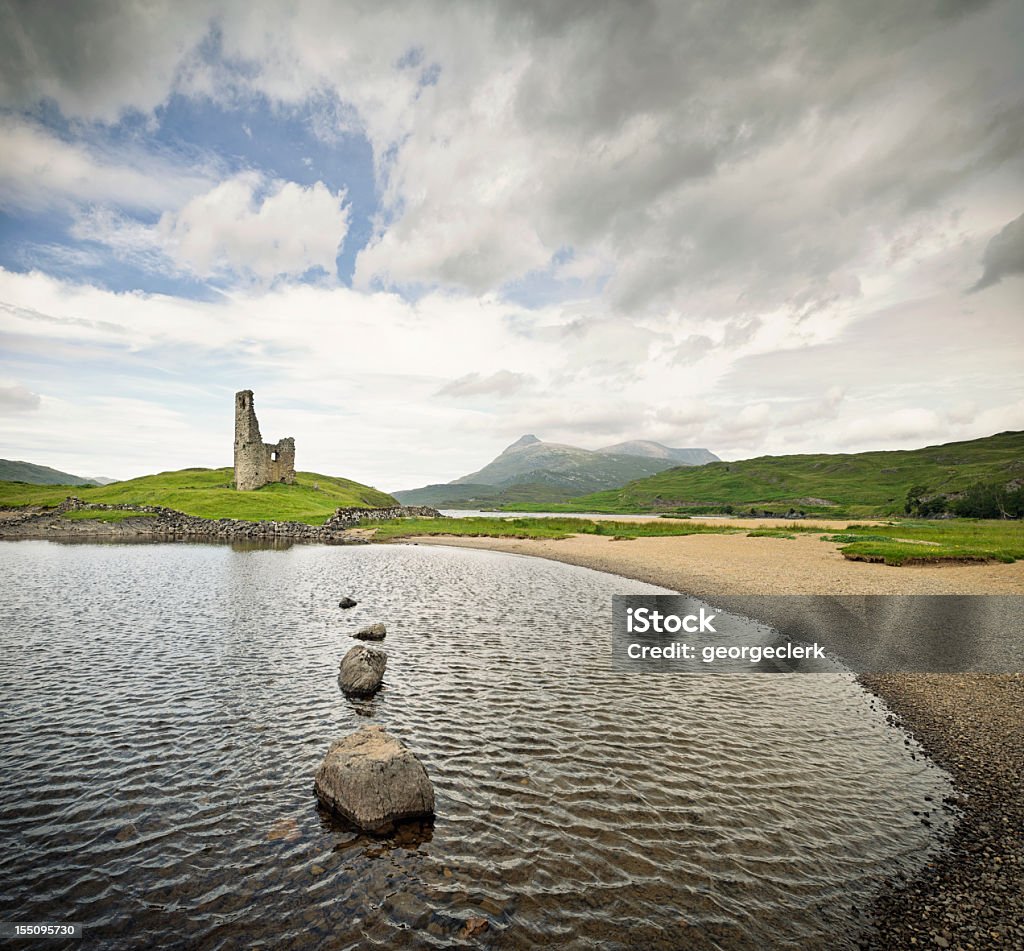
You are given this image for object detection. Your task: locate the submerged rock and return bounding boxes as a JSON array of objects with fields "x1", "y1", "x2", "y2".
[
  {"x1": 338, "y1": 597, "x2": 358, "y2": 609},
  {"x1": 266, "y1": 817, "x2": 300, "y2": 842},
  {"x1": 354, "y1": 622, "x2": 386, "y2": 641},
  {"x1": 459, "y1": 917, "x2": 490, "y2": 939},
  {"x1": 339, "y1": 644, "x2": 387, "y2": 696},
  {"x1": 314, "y1": 725, "x2": 435, "y2": 832}
]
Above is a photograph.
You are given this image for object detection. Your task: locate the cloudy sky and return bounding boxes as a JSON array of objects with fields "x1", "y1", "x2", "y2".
[{"x1": 0, "y1": 0, "x2": 1021, "y2": 489}]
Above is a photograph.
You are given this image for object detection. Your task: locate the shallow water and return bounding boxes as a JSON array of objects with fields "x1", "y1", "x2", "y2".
[{"x1": 0, "y1": 540, "x2": 952, "y2": 949}]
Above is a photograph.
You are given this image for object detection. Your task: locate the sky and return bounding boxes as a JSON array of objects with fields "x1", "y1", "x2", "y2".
[{"x1": 0, "y1": 0, "x2": 1021, "y2": 491}]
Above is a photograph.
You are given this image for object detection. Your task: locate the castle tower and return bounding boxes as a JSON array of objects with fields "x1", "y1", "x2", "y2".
[{"x1": 233, "y1": 390, "x2": 296, "y2": 491}]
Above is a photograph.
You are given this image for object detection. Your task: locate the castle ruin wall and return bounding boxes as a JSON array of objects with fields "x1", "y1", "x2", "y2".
[{"x1": 234, "y1": 390, "x2": 296, "y2": 491}]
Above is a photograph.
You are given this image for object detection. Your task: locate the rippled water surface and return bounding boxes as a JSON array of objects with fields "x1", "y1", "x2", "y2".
[{"x1": 0, "y1": 540, "x2": 952, "y2": 950}]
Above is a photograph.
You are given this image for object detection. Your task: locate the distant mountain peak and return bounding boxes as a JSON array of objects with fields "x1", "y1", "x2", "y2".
[
  {"x1": 598, "y1": 441, "x2": 720, "y2": 466},
  {"x1": 506, "y1": 434, "x2": 541, "y2": 451}
]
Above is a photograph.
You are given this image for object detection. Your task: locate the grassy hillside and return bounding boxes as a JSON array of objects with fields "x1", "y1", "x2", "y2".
[
  {"x1": 0, "y1": 459, "x2": 100, "y2": 485},
  {"x1": 557, "y1": 431, "x2": 1024, "y2": 516},
  {"x1": 0, "y1": 467, "x2": 397, "y2": 524}
]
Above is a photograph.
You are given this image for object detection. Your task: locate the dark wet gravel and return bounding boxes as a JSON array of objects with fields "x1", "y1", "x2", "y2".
[{"x1": 858, "y1": 674, "x2": 1024, "y2": 950}]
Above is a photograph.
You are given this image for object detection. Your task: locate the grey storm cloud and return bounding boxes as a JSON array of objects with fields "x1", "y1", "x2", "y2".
[
  {"x1": 3, "y1": 0, "x2": 1019, "y2": 316},
  {"x1": 971, "y1": 212, "x2": 1024, "y2": 292}
]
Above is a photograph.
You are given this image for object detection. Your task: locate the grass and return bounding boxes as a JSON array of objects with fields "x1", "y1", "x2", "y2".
[
  {"x1": 364, "y1": 516, "x2": 748, "y2": 541},
  {"x1": 367, "y1": 514, "x2": 1024, "y2": 566},
  {"x1": 0, "y1": 467, "x2": 397, "y2": 525},
  {"x1": 542, "y1": 430, "x2": 1024, "y2": 516},
  {"x1": 820, "y1": 533, "x2": 894, "y2": 544},
  {"x1": 60, "y1": 510, "x2": 150, "y2": 523},
  {"x1": 830, "y1": 520, "x2": 1024, "y2": 565}
]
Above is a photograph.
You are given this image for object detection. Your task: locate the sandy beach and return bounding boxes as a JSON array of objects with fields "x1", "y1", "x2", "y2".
[
  {"x1": 408, "y1": 529, "x2": 1024, "y2": 949},
  {"x1": 411, "y1": 530, "x2": 1024, "y2": 596}
]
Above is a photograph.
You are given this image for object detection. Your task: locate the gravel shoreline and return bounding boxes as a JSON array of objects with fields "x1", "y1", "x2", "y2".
[
  {"x1": 857, "y1": 674, "x2": 1023, "y2": 950},
  {"x1": 408, "y1": 532, "x2": 1024, "y2": 949}
]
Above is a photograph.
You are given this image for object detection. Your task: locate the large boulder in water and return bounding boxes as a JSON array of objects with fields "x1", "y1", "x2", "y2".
[
  {"x1": 314, "y1": 725, "x2": 435, "y2": 832},
  {"x1": 354, "y1": 622, "x2": 386, "y2": 641},
  {"x1": 339, "y1": 644, "x2": 387, "y2": 696}
]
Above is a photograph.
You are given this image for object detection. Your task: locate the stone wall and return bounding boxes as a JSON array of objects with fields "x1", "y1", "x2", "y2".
[
  {"x1": 234, "y1": 390, "x2": 296, "y2": 491},
  {"x1": 324, "y1": 505, "x2": 443, "y2": 530},
  {"x1": 0, "y1": 499, "x2": 442, "y2": 543}
]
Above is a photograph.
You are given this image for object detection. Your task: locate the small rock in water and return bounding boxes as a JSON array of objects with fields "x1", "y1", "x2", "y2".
[
  {"x1": 114, "y1": 823, "x2": 138, "y2": 842},
  {"x1": 339, "y1": 645, "x2": 387, "y2": 697},
  {"x1": 459, "y1": 917, "x2": 489, "y2": 939},
  {"x1": 267, "y1": 817, "x2": 300, "y2": 842},
  {"x1": 354, "y1": 622, "x2": 386, "y2": 641},
  {"x1": 314, "y1": 724, "x2": 435, "y2": 833},
  {"x1": 338, "y1": 597, "x2": 358, "y2": 609}
]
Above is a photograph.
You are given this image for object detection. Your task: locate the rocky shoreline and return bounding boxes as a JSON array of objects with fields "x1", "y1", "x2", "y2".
[
  {"x1": 0, "y1": 497, "x2": 441, "y2": 543},
  {"x1": 858, "y1": 674, "x2": 1024, "y2": 950}
]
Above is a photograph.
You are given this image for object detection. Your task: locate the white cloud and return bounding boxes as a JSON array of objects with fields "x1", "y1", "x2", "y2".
[
  {"x1": 157, "y1": 174, "x2": 350, "y2": 281},
  {"x1": 73, "y1": 173, "x2": 351, "y2": 283},
  {"x1": 0, "y1": 115, "x2": 212, "y2": 213},
  {"x1": 837, "y1": 408, "x2": 945, "y2": 447},
  {"x1": 0, "y1": 263, "x2": 1020, "y2": 485}
]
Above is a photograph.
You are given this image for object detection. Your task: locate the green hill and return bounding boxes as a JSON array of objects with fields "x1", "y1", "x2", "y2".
[
  {"x1": 0, "y1": 467, "x2": 397, "y2": 524},
  {"x1": 559, "y1": 431, "x2": 1024, "y2": 516},
  {"x1": 0, "y1": 459, "x2": 107, "y2": 486}
]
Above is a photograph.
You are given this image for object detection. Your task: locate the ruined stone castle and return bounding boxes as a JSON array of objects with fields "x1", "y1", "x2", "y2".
[{"x1": 233, "y1": 390, "x2": 296, "y2": 491}]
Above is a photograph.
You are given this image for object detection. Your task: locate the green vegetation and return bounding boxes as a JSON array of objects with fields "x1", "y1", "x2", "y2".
[
  {"x1": 0, "y1": 459, "x2": 101, "y2": 485},
  {"x1": 949, "y1": 481, "x2": 1024, "y2": 519},
  {"x1": 820, "y1": 533, "x2": 893, "y2": 544},
  {"x1": 0, "y1": 467, "x2": 397, "y2": 524},
  {"x1": 368, "y1": 514, "x2": 1023, "y2": 566},
  {"x1": 830, "y1": 520, "x2": 1024, "y2": 566},
  {"x1": 60, "y1": 510, "x2": 150, "y2": 523},
  {"x1": 365, "y1": 516, "x2": 746, "y2": 541},
  {"x1": 546, "y1": 431, "x2": 1024, "y2": 517}
]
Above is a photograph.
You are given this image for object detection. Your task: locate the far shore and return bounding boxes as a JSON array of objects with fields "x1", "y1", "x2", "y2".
[{"x1": 407, "y1": 528, "x2": 1024, "y2": 595}]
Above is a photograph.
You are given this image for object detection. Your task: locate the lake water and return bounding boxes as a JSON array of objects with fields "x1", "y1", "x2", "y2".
[{"x1": 0, "y1": 540, "x2": 952, "y2": 950}]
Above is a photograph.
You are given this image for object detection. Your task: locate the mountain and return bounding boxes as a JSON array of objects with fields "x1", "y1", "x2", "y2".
[
  {"x1": 387, "y1": 481, "x2": 581, "y2": 509},
  {"x1": 565, "y1": 431, "x2": 1024, "y2": 516},
  {"x1": 598, "y1": 441, "x2": 719, "y2": 466},
  {"x1": 0, "y1": 459, "x2": 112, "y2": 486},
  {"x1": 394, "y1": 434, "x2": 718, "y2": 508}
]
